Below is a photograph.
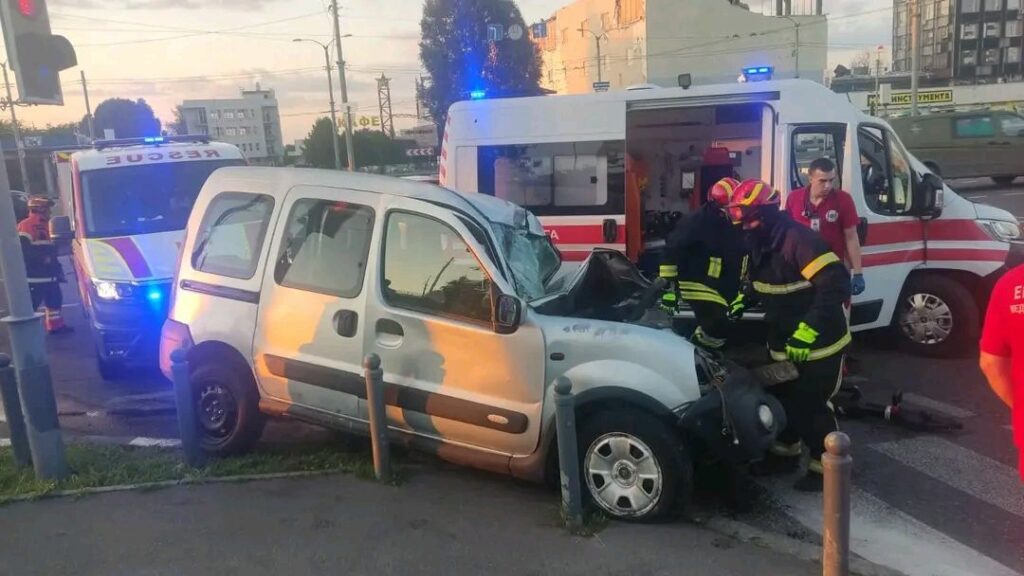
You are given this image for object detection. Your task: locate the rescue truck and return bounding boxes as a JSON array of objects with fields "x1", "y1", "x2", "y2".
[
  {"x1": 50, "y1": 136, "x2": 245, "y2": 379},
  {"x1": 440, "y1": 79, "x2": 1024, "y2": 357}
]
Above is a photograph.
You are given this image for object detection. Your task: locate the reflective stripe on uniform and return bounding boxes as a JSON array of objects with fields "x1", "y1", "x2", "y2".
[
  {"x1": 808, "y1": 459, "x2": 824, "y2": 474},
  {"x1": 800, "y1": 252, "x2": 840, "y2": 280},
  {"x1": 707, "y1": 257, "x2": 723, "y2": 279},
  {"x1": 693, "y1": 326, "x2": 726, "y2": 349},
  {"x1": 770, "y1": 331, "x2": 852, "y2": 362},
  {"x1": 753, "y1": 280, "x2": 812, "y2": 295},
  {"x1": 659, "y1": 264, "x2": 678, "y2": 278},
  {"x1": 771, "y1": 440, "x2": 803, "y2": 457},
  {"x1": 681, "y1": 291, "x2": 729, "y2": 306}
]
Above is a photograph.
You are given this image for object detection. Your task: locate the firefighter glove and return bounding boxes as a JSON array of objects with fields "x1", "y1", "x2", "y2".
[
  {"x1": 727, "y1": 293, "x2": 746, "y2": 321},
  {"x1": 851, "y1": 273, "x2": 865, "y2": 296},
  {"x1": 785, "y1": 322, "x2": 819, "y2": 363}
]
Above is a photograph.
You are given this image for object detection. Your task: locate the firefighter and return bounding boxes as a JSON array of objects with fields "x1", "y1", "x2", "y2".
[
  {"x1": 18, "y1": 197, "x2": 72, "y2": 335},
  {"x1": 725, "y1": 179, "x2": 851, "y2": 492},
  {"x1": 660, "y1": 177, "x2": 748, "y2": 350}
]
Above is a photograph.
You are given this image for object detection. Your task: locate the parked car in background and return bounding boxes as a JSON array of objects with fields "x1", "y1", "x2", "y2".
[{"x1": 890, "y1": 111, "x2": 1024, "y2": 185}]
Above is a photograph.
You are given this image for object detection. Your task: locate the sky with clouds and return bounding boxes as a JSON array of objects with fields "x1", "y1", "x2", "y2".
[{"x1": 18, "y1": 0, "x2": 892, "y2": 143}]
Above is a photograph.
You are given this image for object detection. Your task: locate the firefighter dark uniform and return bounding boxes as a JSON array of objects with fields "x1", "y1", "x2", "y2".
[
  {"x1": 18, "y1": 198, "x2": 71, "y2": 335},
  {"x1": 660, "y1": 178, "x2": 748, "y2": 350},
  {"x1": 726, "y1": 179, "x2": 850, "y2": 492}
]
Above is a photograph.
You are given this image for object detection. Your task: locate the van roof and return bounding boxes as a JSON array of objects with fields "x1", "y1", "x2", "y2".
[
  {"x1": 206, "y1": 167, "x2": 542, "y2": 233},
  {"x1": 72, "y1": 140, "x2": 244, "y2": 172}
]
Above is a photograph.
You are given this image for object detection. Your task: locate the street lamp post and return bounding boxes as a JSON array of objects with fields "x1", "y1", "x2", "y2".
[
  {"x1": 294, "y1": 38, "x2": 342, "y2": 170},
  {"x1": 578, "y1": 28, "x2": 610, "y2": 84},
  {"x1": 780, "y1": 15, "x2": 801, "y2": 79}
]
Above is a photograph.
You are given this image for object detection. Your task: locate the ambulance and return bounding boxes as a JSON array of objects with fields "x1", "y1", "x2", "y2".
[
  {"x1": 439, "y1": 79, "x2": 1024, "y2": 357},
  {"x1": 51, "y1": 136, "x2": 245, "y2": 379}
]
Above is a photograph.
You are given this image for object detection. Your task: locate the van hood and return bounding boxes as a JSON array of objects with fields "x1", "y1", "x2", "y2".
[
  {"x1": 82, "y1": 230, "x2": 184, "y2": 282},
  {"x1": 973, "y1": 200, "x2": 1018, "y2": 224}
]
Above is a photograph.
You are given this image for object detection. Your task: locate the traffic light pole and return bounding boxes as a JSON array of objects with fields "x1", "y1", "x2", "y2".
[
  {"x1": 1, "y1": 63, "x2": 30, "y2": 196},
  {"x1": 0, "y1": 136, "x2": 67, "y2": 480}
]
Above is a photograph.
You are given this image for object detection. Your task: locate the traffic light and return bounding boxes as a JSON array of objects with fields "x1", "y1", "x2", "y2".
[{"x1": 0, "y1": 0, "x2": 77, "y2": 105}]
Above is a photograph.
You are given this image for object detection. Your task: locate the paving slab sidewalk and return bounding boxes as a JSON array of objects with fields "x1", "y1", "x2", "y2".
[{"x1": 0, "y1": 464, "x2": 820, "y2": 576}]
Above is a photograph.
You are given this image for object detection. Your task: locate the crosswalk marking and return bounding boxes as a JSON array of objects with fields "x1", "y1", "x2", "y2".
[
  {"x1": 900, "y1": 392, "x2": 976, "y2": 420},
  {"x1": 761, "y1": 476, "x2": 1022, "y2": 576},
  {"x1": 871, "y1": 436, "x2": 1024, "y2": 519}
]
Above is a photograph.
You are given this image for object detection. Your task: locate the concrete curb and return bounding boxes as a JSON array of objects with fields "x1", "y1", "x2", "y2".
[
  {"x1": 0, "y1": 469, "x2": 350, "y2": 506},
  {"x1": 704, "y1": 517, "x2": 908, "y2": 576}
]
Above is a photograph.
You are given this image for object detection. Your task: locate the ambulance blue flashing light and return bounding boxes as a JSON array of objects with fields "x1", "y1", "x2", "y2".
[
  {"x1": 469, "y1": 90, "x2": 487, "y2": 100},
  {"x1": 143, "y1": 137, "x2": 165, "y2": 144},
  {"x1": 742, "y1": 66, "x2": 774, "y2": 81}
]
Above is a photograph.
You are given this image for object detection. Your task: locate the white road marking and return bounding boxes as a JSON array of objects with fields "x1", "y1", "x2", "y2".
[
  {"x1": 900, "y1": 392, "x2": 977, "y2": 420},
  {"x1": 763, "y1": 476, "x2": 1022, "y2": 576},
  {"x1": 966, "y1": 194, "x2": 989, "y2": 200},
  {"x1": 872, "y1": 436, "x2": 1024, "y2": 518},
  {"x1": 1005, "y1": 191, "x2": 1024, "y2": 197},
  {"x1": 127, "y1": 437, "x2": 180, "y2": 448}
]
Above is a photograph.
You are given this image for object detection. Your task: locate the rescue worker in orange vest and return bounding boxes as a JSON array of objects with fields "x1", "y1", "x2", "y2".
[
  {"x1": 659, "y1": 178, "x2": 748, "y2": 350},
  {"x1": 18, "y1": 197, "x2": 73, "y2": 335},
  {"x1": 725, "y1": 179, "x2": 850, "y2": 492}
]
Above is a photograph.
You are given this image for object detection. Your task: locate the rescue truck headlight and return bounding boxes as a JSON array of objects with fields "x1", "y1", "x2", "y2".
[
  {"x1": 980, "y1": 220, "x2": 1022, "y2": 242},
  {"x1": 93, "y1": 280, "x2": 134, "y2": 301}
]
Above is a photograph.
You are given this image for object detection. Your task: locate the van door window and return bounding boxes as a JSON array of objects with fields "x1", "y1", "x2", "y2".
[
  {"x1": 954, "y1": 116, "x2": 996, "y2": 139},
  {"x1": 382, "y1": 212, "x2": 492, "y2": 325},
  {"x1": 477, "y1": 141, "x2": 625, "y2": 216},
  {"x1": 191, "y1": 192, "x2": 275, "y2": 280},
  {"x1": 998, "y1": 114, "x2": 1024, "y2": 137},
  {"x1": 858, "y1": 125, "x2": 913, "y2": 215},
  {"x1": 790, "y1": 125, "x2": 846, "y2": 191},
  {"x1": 274, "y1": 199, "x2": 375, "y2": 298}
]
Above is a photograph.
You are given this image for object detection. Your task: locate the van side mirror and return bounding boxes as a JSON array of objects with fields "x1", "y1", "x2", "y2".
[
  {"x1": 913, "y1": 172, "x2": 944, "y2": 218},
  {"x1": 50, "y1": 215, "x2": 73, "y2": 241},
  {"x1": 494, "y1": 293, "x2": 522, "y2": 335}
]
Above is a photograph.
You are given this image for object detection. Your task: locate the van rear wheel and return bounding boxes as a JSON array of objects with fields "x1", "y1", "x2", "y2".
[
  {"x1": 992, "y1": 176, "x2": 1016, "y2": 186},
  {"x1": 895, "y1": 275, "x2": 978, "y2": 358}
]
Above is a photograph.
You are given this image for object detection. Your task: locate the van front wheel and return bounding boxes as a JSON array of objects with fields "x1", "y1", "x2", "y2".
[
  {"x1": 190, "y1": 362, "x2": 264, "y2": 456},
  {"x1": 993, "y1": 176, "x2": 1016, "y2": 187},
  {"x1": 895, "y1": 276, "x2": 978, "y2": 358}
]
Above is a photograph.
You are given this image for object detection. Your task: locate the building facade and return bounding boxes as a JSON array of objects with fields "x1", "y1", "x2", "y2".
[
  {"x1": 893, "y1": 0, "x2": 1024, "y2": 83},
  {"x1": 180, "y1": 85, "x2": 285, "y2": 165},
  {"x1": 531, "y1": 0, "x2": 827, "y2": 94}
]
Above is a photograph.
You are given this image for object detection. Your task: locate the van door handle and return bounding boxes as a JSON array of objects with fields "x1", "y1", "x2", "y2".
[
  {"x1": 333, "y1": 310, "x2": 359, "y2": 338},
  {"x1": 602, "y1": 219, "x2": 618, "y2": 243}
]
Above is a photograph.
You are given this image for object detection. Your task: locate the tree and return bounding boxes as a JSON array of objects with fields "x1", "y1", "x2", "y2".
[
  {"x1": 850, "y1": 51, "x2": 873, "y2": 72},
  {"x1": 303, "y1": 117, "x2": 339, "y2": 169},
  {"x1": 82, "y1": 98, "x2": 161, "y2": 139},
  {"x1": 419, "y1": 0, "x2": 542, "y2": 131},
  {"x1": 169, "y1": 105, "x2": 189, "y2": 136}
]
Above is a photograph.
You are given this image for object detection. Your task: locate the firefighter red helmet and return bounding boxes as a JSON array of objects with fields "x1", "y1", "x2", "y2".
[
  {"x1": 725, "y1": 179, "x2": 779, "y2": 226},
  {"x1": 708, "y1": 177, "x2": 740, "y2": 207}
]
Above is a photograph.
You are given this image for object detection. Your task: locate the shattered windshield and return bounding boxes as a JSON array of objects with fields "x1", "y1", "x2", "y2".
[{"x1": 489, "y1": 210, "x2": 561, "y2": 302}]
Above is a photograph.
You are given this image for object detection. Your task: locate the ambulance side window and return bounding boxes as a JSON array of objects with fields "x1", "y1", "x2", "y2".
[
  {"x1": 858, "y1": 126, "x2": 913, "y2": 215},
  {"x1": 789, "y1": 125, "x2": 845, "y2": 191},
  {"x1": 477, "y1": 141, "x2": 626, "y2": 217}
]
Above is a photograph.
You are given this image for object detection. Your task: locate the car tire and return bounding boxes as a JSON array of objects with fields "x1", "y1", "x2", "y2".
[
  {"x1": 190, "y1": 361, "x2": 264, "y2": 456},
  {"x1": 992, "y1": 176, "x2": 1016, "y2": 186},
  {"x1": 894, "y1": 275, "x2": 978, "y2": 358},
  {"x1": 96, "y1": 353, "x2": 124, "y2": 381},
  {"x1": 578, "y1": 409, "x2": 692, "y2": 522}
]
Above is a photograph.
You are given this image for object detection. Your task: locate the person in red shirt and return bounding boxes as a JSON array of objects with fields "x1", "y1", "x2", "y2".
[
  {"x1": 979, "y1": 265, "x2": 1024, "y2": 481},
  {"x1": 786, "y1": 158, "x2": 865, "y2": 296}
]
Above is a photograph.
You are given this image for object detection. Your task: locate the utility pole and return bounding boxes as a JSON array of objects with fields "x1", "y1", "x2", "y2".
[
  {"x1": 293, "y1": 38, "x2": 341, "y2": 170},
  {"x1": 2, "y1": 63, "x2": 30, "y2": 196},
  {"x1": 0, "y1": 122, "x2": 68, "y2": 481},
  {"x1": 910, "y1": 0, "x2": 921, "y2": 116},
  {"x1": 377, "y1": 74, "x2": 395, "y2": 139},
  {"x1": 578, "y1": 28, "x2": 609, "y2": 84},
  {"x1": 780, "y1": 16, "x2": 800, "y2": 78},
  {"x1": 81, "y1": 71, "x2": 95, "y2": 141},
  {"x1": 330, "y1": 0, "x2": 356, "y2": 171},
  {"x1": 875, "y1": 45, "x2": 883, "y2": 97}
]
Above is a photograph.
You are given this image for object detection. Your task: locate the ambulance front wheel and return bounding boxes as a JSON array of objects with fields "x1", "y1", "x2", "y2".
[
  {"x1": 97, "y1": 351, "x2": 125, "y2": 381},
  {"x1": 896, "y1": 275, "x2": 978, "y2": 358}
]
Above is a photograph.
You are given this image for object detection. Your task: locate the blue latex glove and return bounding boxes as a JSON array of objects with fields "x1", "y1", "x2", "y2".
[{"x1": 851, "y1": 273, "x2": 865, "y2": 296}]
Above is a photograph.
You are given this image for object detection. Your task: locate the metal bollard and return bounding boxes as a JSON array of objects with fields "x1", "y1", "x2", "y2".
[
  {"x1": 822, "y1": 431, "x2": 852, "y2": 576},
  {"x1": 363, "y1": 354, "x2": 391, "y2": 482},
  {"x1": 0, "y1": 353, "x2": 32, "y2": 467},
  {"x1": 554, "y1": 377, "x2": 583, "y2": 533},
  {"x1": 170, "y1": 349, "x2": 205, "y2": 468}
]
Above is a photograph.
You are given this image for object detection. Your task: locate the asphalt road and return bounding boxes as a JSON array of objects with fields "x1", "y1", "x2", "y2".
[
  {"x1": 0, "y1": 225, "x2": 1019, "y2": 574},
  {"x1": 950, "y1": 177, "x2": 1024, "y2": 219}
]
